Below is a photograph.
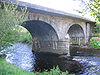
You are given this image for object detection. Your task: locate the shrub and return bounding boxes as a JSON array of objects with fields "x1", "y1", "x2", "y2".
[
  {"x1": 2, "y1": 25, "x2": 32, "y2": 44},
  {"x1": 89, "y1": 39, "x2": 100, "y2": 49},
  {"x1": 0, "y1": 0, "x2": 28, "y2": 51},
  {"x1": 39, "y1": 66, "x2": 74, "y2": 75}
]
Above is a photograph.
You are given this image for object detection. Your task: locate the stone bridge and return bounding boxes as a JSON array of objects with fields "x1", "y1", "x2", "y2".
[{"x1": 3, "y1": 1, "x2": 95, "y2": 55}]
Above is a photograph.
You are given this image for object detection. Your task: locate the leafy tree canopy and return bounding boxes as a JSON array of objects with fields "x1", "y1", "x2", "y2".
[
  {"x1": 0, "y1": 0, "x2": 29, "y2": 50},
  {"x1": 89, "y1": 0, "x2": 100, "y2": 32},
  {"x1": 79, "y1": 0, "x2": 100, "y2": 33}
]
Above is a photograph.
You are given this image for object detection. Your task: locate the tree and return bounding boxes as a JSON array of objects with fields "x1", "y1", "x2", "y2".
[
  {"x1": 89, "y1": 0, "x2": 100, "y2": 32},
  {"x1": 0, "y1": 0, "x2": 28, "y2": 50},
  {"x1": 76, "y1": 0, "x2": 100, "y2": 33}
]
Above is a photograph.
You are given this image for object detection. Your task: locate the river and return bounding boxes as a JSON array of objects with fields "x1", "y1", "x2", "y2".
[
  {"x1": 0, "y1": 43, "x2": 100, "y2": 75},
  {"x1": 73, "y1": 56, "x2": 100, "y2": 75}
]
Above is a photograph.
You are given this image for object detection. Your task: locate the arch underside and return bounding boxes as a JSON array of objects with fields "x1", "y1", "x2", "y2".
[
  {"x1": 68, "y1": 24, "x2": 85, "y2": 45},
  {"x1": 22, "y1": 20, "x2": 62, "y2": 53},
  {"x1": 22, "y1": 20, "x2": 59, "y2": 41},
  {"x1": 21, "y1": 20, "x2": 69, "y2": 54}
]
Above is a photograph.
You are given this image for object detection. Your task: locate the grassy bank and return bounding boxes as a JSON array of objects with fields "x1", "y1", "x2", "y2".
[
  {"x1": 0, "y1": 57, "x2": 33, "y2": 75},
  {"x1": 0, "y1": 58, "x2": 74, "y2": 75}
]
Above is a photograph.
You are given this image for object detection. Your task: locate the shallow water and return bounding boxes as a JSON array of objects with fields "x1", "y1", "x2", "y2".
[
  {"x1": 0, "y1": 43, "x2": 100, "y2": 75},
  {"x1": 1, "y1": 43, "x2": 35, "y2": 71},
  {"x1": 73, "y1": 56, "x2": 100, "y2": 75}
]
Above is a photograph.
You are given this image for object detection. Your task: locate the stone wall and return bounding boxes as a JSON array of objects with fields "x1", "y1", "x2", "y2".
[{"x1": 22, "y1": 12, "x2": 94, "y2": 55}]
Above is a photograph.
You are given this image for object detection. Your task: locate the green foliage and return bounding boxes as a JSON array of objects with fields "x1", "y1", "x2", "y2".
[
  {"x1": 0, "y1": 0, "x2": 29, "y2": 51},
  {"x1": 0, "y1": 58, "x2": 74, "y2": 75},
  {"x1": 94, "y1": 23, "x2": 100, "y2": 33},
  {"x1": 77, "y1": 0, "x2": 100, "y2": 33},
  {"x1": 0, "y1": 58, "x2": 33, "y2": 75},
  {"x1": 89, "y1": 0, "x2": 100, "y2": 22},
  {"x1": 89, "y1": 39, "x2": 100, "y2": 49},
  {"x1": 89, "y1": 0, "x2": 100, "y2": 32},
  {"x1": 0, "y1": 54, "x2": 6, "y2": 58},
  {"x1": 2, "y1": 25, "x2": 32, "y2": 44},
  {"x1": 39, "y1": 66, "x2": 74, "y2": 75}
]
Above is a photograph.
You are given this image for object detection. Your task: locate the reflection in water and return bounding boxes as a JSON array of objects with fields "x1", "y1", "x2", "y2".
[{"x1": 0, "y1": 43, "x2": 100, "y2": 75}]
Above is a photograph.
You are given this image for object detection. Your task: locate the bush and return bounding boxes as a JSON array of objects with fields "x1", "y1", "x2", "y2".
[
  {"x1": 0, "y1": 54, "x2": 6, "y2": 58},
  {"x1": 0, "y1": 0, "x2": 28, "y2": 51},
  {"x1": 89, "y1": 39, "x2": 100, "y2": 49},
  {"x1": 2, "y1": 25, "x2": 32, "y2": 44},
  {"x1": 38, "y1": 66, "x2": 74, "y2": 75}
]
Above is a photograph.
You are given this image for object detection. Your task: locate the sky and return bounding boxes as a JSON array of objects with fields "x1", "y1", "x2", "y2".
[{"x1": 19, "y1": 0, "x2": 92, "y2": 19}]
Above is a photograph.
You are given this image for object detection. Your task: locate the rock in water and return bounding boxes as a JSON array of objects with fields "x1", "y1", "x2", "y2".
[{"x1": 34, "y1": 52, "x2": 82, "y2": 73}]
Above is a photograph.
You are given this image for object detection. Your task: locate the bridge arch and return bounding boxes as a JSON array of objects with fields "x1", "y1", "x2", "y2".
[
  {"x1": 67, "y1": 24, "x2": 85, "y2": 45},
  {"x1": 21, "y1": 20, "x2": 60, "y2": 52},
  {"x1": 22, "y1": 20, "x2": 59, "y2": 41}
]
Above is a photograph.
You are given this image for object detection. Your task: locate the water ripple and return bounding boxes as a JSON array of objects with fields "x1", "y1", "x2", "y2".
[{"x1": 4, "y1": 43, "x2": 35, "y2": 71}]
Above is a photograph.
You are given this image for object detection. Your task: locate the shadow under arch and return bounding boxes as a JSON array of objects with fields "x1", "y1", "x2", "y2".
[
  {"x1": 67, "y1": 24, "x2": 85, "y2": 45},
  {"x1": 21, "y1": 20, "x2": 59, "y2": 52},
  {"x1": 21, "y1": 20, "x2": 59, "y2": 41}
]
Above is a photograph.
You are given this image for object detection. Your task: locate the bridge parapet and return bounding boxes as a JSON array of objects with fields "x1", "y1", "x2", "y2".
[{"x1": 32, "y1": 40, "x2": 70, "y2": 55}]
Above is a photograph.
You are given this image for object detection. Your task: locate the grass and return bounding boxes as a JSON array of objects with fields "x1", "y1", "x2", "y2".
[
  {"x1": 0, "y1": 57, "x2": 33, "y2": 75},
  {"x1": 0, "y1": 57, "x2": 74, "y2": 75}
]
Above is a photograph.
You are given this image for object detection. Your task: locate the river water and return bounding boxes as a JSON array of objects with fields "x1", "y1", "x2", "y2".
[
  {"x1": 0, "y1": 43, "x2": 100, "y2": 75},
  {"x1": 73, "y1": 56, "x2": 100, "y2": 75},
  {"x1": 0, "y1": 43, "x2": 35, "y2": 71}
]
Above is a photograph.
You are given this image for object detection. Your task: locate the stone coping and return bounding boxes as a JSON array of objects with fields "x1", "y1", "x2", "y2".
[{"x1": 0, "y1": 0, "x2": 95, "y2": 22}]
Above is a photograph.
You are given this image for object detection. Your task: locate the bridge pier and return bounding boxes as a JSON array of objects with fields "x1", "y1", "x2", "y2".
[{"x1": 32, "y1": 40, "x2": 70, "y2": 55}]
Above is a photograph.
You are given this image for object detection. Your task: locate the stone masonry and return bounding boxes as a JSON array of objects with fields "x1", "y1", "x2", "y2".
[{"x1": 2, "y1": 0, "x2": 95, "y2": 55}]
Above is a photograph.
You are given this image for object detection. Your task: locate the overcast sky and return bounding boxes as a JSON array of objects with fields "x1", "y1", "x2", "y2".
[{"x1": 19, "y1": 0, "x2": 92, "y2": 19}]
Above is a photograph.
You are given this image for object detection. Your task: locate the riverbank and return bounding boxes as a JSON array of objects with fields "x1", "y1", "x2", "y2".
[
  {"x1": 70, "y1": 45, "x2": 100, "y2": 56},
  {"x1": 70, "y1": 45, "x2": 100, "y2": 75},
  {"x1": 0, "y1": 58, "x2": 33, "y2": 75},
  {"x1": 1, "y1": 42, "x2": 100, "y2": 75},
  {"x1": 0, "y1": 43, "x2": 74, "y2": 75},
  {"x1": 0, "y1": 58, "x2": 73, "y2": 75}
]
